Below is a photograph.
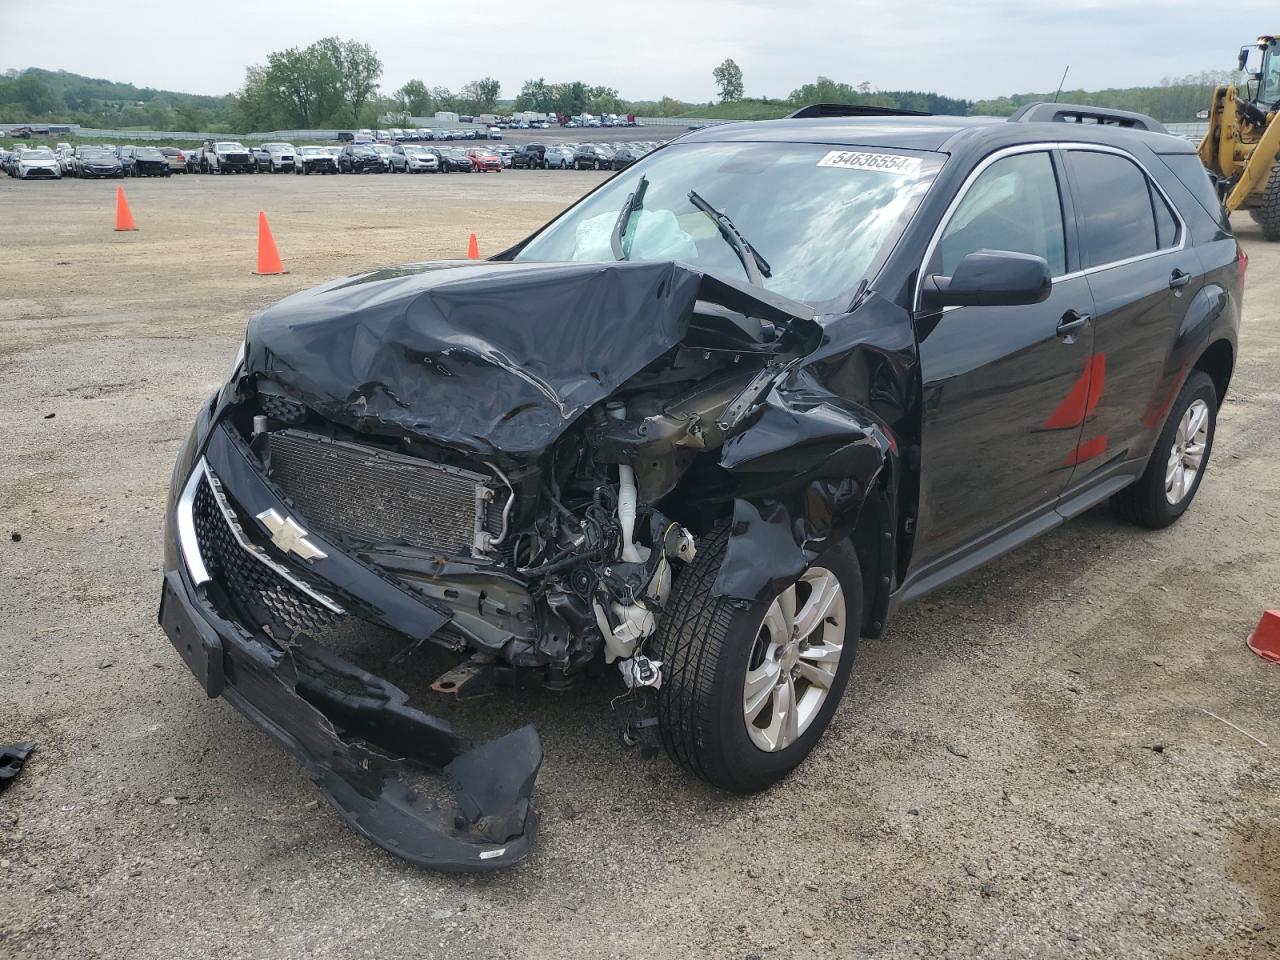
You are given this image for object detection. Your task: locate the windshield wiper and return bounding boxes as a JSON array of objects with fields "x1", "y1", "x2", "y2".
[
  {"x1": 610, "y1": 175, "x2": 649, "y2": 260},
  {"x1": 686, "y1": 189, "x2": 772, "y2": 286}
]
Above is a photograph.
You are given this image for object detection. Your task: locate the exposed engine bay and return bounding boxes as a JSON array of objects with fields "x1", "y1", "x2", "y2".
[{"x1": 228, "y1": 277, "x2": 800, "y2": 690}]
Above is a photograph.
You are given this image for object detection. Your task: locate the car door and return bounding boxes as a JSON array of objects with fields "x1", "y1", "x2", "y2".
[
  {"x1": 1059, "y1": 147, "x2": 1205, "y2": 482},
  {"x1": 912, "y1": 147, "x2": 1097, "y2": 572}
]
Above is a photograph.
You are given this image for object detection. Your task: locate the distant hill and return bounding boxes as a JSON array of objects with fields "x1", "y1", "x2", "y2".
[{"x1": 0, "y1": 67, "x2": 235, "y2": 131}]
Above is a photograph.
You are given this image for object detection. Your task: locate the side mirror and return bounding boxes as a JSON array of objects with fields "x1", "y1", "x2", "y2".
[
  {"x1": 921, "y1": 250, "x2": 1052, "y2": 309},
  {"x1": 1238, "y1": 47, "x2": 1251, "y2": 72}
]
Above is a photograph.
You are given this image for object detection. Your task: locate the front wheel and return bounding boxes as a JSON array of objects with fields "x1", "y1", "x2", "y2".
[
  {"x1": 1112, "y1": 370, "x2": 1217, "y2": 528},
  {"x1": 652, "y1": 524, "x2": 862, "y2": 794}
]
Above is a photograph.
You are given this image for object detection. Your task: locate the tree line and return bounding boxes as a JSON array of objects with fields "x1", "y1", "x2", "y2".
[{"x1": 0, "y1": 45, "x2": 1238, "y2": 134}]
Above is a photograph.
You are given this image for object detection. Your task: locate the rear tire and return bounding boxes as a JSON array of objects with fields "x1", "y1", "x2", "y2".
[
  {"x1": 1256, "y1": 164, "x2": 1280, "y2": 242},
  {"x1": 652, "y1": 523, "x2": 862, "y2": 794},
  {"x1": 1111, "y1": 370, "x2": 1217, "y2": 528}
]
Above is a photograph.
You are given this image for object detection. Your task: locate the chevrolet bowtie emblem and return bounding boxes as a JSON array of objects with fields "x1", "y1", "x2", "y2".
[{"x1": 256, "y1": 508, "x2": 327, "y2": 561}]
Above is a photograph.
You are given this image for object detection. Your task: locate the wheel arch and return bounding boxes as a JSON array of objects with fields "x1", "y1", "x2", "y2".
[{"x1": 1193, "y1": 337, "x2": 1235, "y2": 404}]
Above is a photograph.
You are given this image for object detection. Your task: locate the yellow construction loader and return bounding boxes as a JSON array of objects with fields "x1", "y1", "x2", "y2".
[{"x1": 1199, "y1": 35, "x2": 1280, "y2": 239}]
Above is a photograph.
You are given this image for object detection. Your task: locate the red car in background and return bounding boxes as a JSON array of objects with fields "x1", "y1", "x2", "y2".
[{"x1": 465, "y1": 147, "x2": 503, "y2": 172}]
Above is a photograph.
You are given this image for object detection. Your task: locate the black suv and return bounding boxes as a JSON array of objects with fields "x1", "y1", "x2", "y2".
[
  {"x1": 158, "y1": 103, "x2": 1241, "y2": 872},
  {"x1": 337, "y1": 144, "x2": 383, "y2": 174},
  {"x1": 510, "y1": 143, "x2": 546, "y2": 169}
]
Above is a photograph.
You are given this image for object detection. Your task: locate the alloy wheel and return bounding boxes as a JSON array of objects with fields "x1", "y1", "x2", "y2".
[
  {"x1": 1165, "y1": 398, "x2": 1210, "y2": 504},
  {"x1": 742, "y1": 567, "x2": 846, "y2": 752}
]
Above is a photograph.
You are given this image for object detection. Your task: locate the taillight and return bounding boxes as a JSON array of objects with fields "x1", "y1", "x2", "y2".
[{"x1": 1238, "y1": 244, "x2": 1249, "y2": 284}]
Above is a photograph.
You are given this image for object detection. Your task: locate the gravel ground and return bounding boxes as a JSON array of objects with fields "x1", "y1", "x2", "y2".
[{"x1": 0, "y1": 172, "x2": 1276, "y2": 960}]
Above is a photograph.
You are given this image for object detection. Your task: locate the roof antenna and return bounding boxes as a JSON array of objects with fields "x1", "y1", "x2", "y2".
[{"x1": 1052, "y1": 65, "x2": 1070, "y2": 103}]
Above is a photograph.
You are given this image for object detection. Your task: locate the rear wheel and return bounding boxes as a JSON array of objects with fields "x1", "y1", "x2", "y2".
[
  {"x1": 652, "y1": 523, "x2": 862, "y2": 794},
  {"x1": 1255, "y1": 163, "x2": 1280, "y2": 242},
  {"x1": 1112, "y1": 370, "x2": 1217, "y2": 528}
]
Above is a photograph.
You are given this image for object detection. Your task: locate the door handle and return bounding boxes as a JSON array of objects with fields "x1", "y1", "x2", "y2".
[
  {"x1": 1169, "y1": 269, "x2": 1192, "y2": 290},
  {"x1": 1057, "y1": 310, "x2": 1091, "y2": 337}
]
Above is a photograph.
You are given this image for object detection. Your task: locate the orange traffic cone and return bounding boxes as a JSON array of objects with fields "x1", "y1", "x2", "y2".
[
  {"x1": 1247, "y1": 610, "x2": 1280, "y2": 663},
  {"x1": 114, "y1": 186, "x2": 137, "y2": 232},
  {"x1": 254, "y1": 211, "x2": 286, "y2": 275},
  {"x1": 466, "y1": 233, "x2": 480, "y2": 260}
]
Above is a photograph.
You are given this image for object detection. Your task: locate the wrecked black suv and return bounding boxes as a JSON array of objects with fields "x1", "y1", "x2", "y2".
[{"x1": 159, "y1": 103, "x2": 1241, "y2": 871}]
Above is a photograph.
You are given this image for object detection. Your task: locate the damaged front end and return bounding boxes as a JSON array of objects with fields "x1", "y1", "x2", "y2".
[{"x1": 159, "y1": 258, "x2": 902, "y2": 869}]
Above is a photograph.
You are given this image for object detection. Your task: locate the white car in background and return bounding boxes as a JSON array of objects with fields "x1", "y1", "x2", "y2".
[
  {"x1": 395, "y1": 144, "x2": 438, "y2": 173},
  {"x1": 16, "y1": 147, "x2": 61, "y2": 180},
  {"x1": 56, "y1": 145, "x2": 77, "y2": 174}
]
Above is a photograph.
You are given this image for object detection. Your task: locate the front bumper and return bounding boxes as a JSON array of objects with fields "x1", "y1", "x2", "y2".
[{"x1": 157, "y1": 414, "x2": 542, "y2": 872}]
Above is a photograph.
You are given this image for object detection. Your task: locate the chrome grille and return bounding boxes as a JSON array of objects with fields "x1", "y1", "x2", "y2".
[{"x1": 264, "y1": 431, "x2": 504, "y2": 555}]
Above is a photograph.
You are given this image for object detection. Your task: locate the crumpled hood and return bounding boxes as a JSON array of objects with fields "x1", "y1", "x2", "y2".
[
  {"x1": 244, "y1": 259, "x2": 815, "y2": 460},
  {"x1": 244, "y1": 259, "x2": 717, "y2": 458}
]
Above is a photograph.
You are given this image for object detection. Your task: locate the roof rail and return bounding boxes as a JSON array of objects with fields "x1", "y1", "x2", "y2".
[
  {"x1": 1007, "y1": 101, "x2": 1168, "y2": 134},
  {"x1": 787, "y1": 103, "x2": 931, "y2": 120}
]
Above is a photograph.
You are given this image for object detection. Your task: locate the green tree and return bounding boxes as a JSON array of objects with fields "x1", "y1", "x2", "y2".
[
  {"x1": 712, "y1": 58, "x2": 744, "y2": 102},
  {"x1": 315, "y1": 37, "x2": 383, "y2": 123},
  {"x1": 395, "y1": 79, "x2": 432, "y2": 116},
  {"x1": 460, "y1": 77, "x2": 500, "y2": 112},
  {"x1": 514, "y1": 78, "x2": 554, "y2": 112}
]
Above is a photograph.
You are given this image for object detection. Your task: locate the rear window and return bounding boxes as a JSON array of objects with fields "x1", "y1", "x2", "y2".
[
  {"x1": 1158, "y1": 152, "x2": 1227, "y2": 223},
  {"x1": 1065, "y1": 151, "x2": 1158, "y2": 267}
]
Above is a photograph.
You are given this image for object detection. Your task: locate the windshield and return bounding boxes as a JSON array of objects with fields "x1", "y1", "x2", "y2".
[
  {"x1": 215, "y1": 142, "x2": 243, "y2": 151},
  {"x1": 301, "y1": 147, "x2": 323, "y2": 155},
  {"x1": 81, "y1": 150, "x2": 112, "y2": 160},
  {"x1": 516, "y1": 141, "x2": 943, "y2": 305},
  {"x1": 24, "y1": 149, "x2": 54, "y2": 159},
  {"x1": 136, "y1": 148, "x2": 163, "y2": 159}
]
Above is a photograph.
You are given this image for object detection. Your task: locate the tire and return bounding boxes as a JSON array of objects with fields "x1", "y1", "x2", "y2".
[
  {"x1": 1256, "y1": 163, "x2": 1280, "y2": 242},
  {"x1": 651, "y1": 523, "x2": 862, "y2": 794},
  {"x1": 1112, "y1": 370, "x2": 1217, "y2": 529}
]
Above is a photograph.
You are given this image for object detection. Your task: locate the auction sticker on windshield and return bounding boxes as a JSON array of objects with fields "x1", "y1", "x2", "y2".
[{"x1": 817, "y1": 150, "x2": 922, "y2": 175}]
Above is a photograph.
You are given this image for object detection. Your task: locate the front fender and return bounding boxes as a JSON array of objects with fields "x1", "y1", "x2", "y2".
[{"x1": 711, "y1": 366, "x2": 896, "y2": 601}]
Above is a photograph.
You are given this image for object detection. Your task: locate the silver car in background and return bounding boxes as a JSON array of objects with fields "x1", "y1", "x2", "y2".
[{"x1": 15, "y1": 147, "x2": 61, "y2": 180}]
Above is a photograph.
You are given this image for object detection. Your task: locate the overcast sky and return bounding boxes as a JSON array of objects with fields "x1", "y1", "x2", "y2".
[{"x1": 0, "y1": 0, "x2": 1271, "y2": 103}]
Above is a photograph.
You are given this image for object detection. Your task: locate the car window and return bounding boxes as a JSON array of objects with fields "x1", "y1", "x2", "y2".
[
  {"x1": 1064, "y1": 150, "x2": 1158, "y2": 268},
  {"x1": 1153, "y1": 188, "x2": 1179, "y2": 249},
  {"x1": 931, "y1": 151, "x2": 1066, "y2": 277}
]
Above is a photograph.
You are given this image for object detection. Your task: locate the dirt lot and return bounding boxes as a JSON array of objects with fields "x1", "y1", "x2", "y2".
[{"x1": 1, "y1": 172, "x2": 1277, "y2": 960}]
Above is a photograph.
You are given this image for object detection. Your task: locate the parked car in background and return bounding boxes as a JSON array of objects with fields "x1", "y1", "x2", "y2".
[
  {"x1": 131, "y1": 146, "x2": 171, "y2": 177},
  {"x1": 370, "y1": 144, "x2": 395, "y2": 172},
  {"x1": 437, "y1": 148, "x2": 474, "y2": 173},
  {"x1": 494, "y1": 144, "x2": 515, "y2": 168},
  {"x1": 338, "y1": 144, "x2": 384, "y2": 174},
  {"x1": 56, "y1": 146, "x2": 76, "y2": 175},
  {"x1": 609, "y1": 145, "x2": 639, "y2": 170},
  {"x1": 489, "y1": 127, "x2": 502, "y2": 140},
  {"x1": 465, "y1": 147, "x2": 503, "y2": 172},
  {"x1": 544, "y1": 144, "x2": 576, "y2": 169},
  {"x1": 116, "y1": 146, "x2": 139, "y2": 177},
  {"x1": 510, "y1": 143, "x2": 546, "y2": 169},
  {"x1": 202, "y1": 140, "x2": 254, "y2": 174},
  {"x1": 161, "y1": 148, "x2": 188, "y2": 173},
  {"x1": 572, "y1": 143, "x2": 614, "y2": 170},
  {"x1": 73, "y1": 147, "x2": 123, "y2": 179},
  {"x1": 295, "y1": 145, "x2": 339, "y2": 175},
  {"x1": 250, "y1": 147, "x2": 272, "y2": 172},
  {"x1": 14, "y1": 146, "x2": 61, "y2": 179},
  {"x1": 393, "y1": 144, "x2": 438, "y2": 173},
  {"x1": 261, "y1": 142, "x2": 297, "y2": 173}
]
